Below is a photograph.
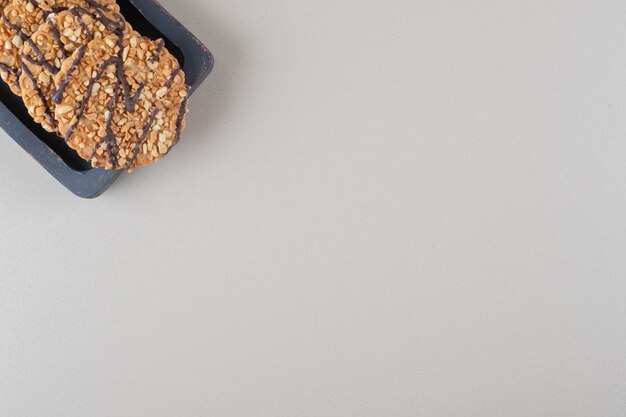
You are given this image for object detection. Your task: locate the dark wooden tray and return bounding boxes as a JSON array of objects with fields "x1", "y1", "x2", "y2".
[{"x1": 0, "y1": 0, "x2": 214, "y2": 198}]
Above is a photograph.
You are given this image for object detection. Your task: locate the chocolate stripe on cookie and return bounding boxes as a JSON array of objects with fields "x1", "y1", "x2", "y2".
[
  {"x1": 0, "y1": 62, "x2": 20, "y2": 89},
  {"x1": 64, "y1": 55, "x2": 119, "y2": 139},
  {"x1": 24, "y1": 38, "x2": 60, "y2": 74},
  {"x1": 1, "y1": 13, "x2": 28, "y2": 40},
  {"x1": 125, "y1": 107, "x2": 159, "y2": 169},
  {"x1": 93, "y1": 78, "x2": 121, "y2": 166},
  {"x1": 166, "y1": 67, "x2": 181, "y2": 88},
  {"x1": 46, "y1": 18, "x2": 68, "y2": 59},
  {"x1": 54, "y1": 34, "x2": 188, "y2": 171},
  {"x1": 20, "y1": 59, "x2": 55, "y2": 127},
  {"x1": 150, "y1": 39, "x2": 164, "y2": 63},
  {"x1": 52, "y1": 44, "x2": 85, "y2": 103}
]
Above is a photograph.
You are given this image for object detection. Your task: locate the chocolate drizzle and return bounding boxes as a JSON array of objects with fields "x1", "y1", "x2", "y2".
[
  {"x1": 1, "y1": 0, "x2": 188, "y2": 170},
  {"x1": 1, "y1": 0, "x2": 122, "y2": 103},
  {"x1": 25, "y1": 0, "x2": 52, "y2": 19},
  {"x1": 64, "y1": 56, "x2": 118, "y2": 140},
  {"x1": 97, "y1": 79, "x2": 121, "y2": 167},
  {"x1": 52, "y1": 44, "x2": 85, "y2": 103},
  {"x1": 174, "y1": 88, "x2": 189, "y2": 143},
  {"x1": 20, "y1": 59, "x2": 55, "y2": 126},
  {"x1": 116, "y1": 59, "x2": 142, "y2": 113},
  {"x1": 8, "y1": 0, "x2": 126, "y2": 78},
  {"x1": 71, "y1": 5, "x2": 125, "y2": 33},
  {"x1": 52, "y1": 7, "x2": 126, "y2": 102},
  {"x1": 90, "y1": 7, "x2": 124, "y2": 32},
  {"x1": 151, "y1": 39, "x2": 164, "y2": 63},
  {"x1": 113, "y1": 34, "x2": 145, "y2": 113},
  {"x1": 0, "y1": 62, "x2": 17, "y2": 75},
  {"x1": 55, "y1": 34, "x2": 188, "y2": 170},
  {"x1": 46, "y1": 18, "x2": 67, "y2": 59},
  {"x1": 26, "y1": 0, "x2": 39, "y2": 11},
  {"x1": 2, "y1": 14, "x2": 28, "y2": 40},
  {"x1": 166, "y1": 67, "x2": 180, "y2": 88},
  {"x1": 69, "y1": 7, "x2": 94, "y2": 41},
  {"x1": 24, "y1": 38, "x2": 60, "y2": 74},
  {"x1": 0, "y1": 62, "x2": 21, "y2": 89},
  {"x1": 84, "y1": 0, "x2": 107, "y2": 11},
  {"x1": 125, "y1": 106, "x2": 158, "y2": 168},
  {"x1": 33, "y1": 0, "x2": 113, "y2": 19},
  {"x1": 48, "y1": 6, "x2": 68, "y2": 15}
]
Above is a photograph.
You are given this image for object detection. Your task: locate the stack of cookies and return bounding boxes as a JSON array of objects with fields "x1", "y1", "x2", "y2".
[{"x1": 0, "y1": 0, "x2": 188, "y2": 171}]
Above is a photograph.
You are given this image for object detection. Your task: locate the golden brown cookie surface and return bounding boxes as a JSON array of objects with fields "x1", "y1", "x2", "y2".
[
  {"x1": 19, "y1": 7, "x2": 126, "y2": 131},
  {"x1": 0, "y1": 17, "x2": 21, "y2": 94},
  {"x1": 54, "y1": 34, "x2": 187, "y2": 171},
  {"x1": 0, "y1": 0, "x2": 119, "y2": 95}
]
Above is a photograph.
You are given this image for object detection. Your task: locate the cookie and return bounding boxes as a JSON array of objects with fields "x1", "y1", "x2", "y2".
[
  {"x1": 0, "y1": 0, "x2": 119, "y2": 95},
  {"x1": 53, "y1": 33, "x2": 187, "y2": 171},
  {"x1": 0, "y1": 15, "x2": 21, "y2": 94},
  {"x1": 19, "y1": 7, "x2": 126, "y2": 131},
  {"x1": 6, "y1": 0, "x2": 119, "y2": 35}
]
